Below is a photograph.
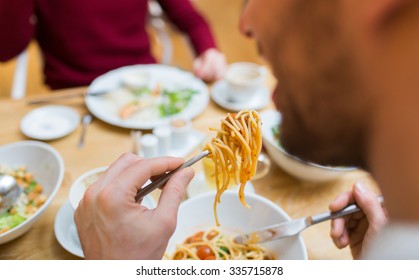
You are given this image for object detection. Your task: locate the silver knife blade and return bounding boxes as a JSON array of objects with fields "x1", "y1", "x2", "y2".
[
  {"x1": 235, "y1": 195, "x2": 385, "y2": 244},
  {"x1": 27, "y1": 90, "x2": 108, "y2": 105},
  {"x1": 234, "y1": 218, "x2": 309, "y2": 244}
]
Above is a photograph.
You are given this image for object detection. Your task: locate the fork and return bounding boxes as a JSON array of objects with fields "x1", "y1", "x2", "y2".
[
  {"x1": 134, "y1": 150, "x2": 210, "y2": 202},
  {"x1": 234, "y1": 195, "x2": 385, "y2": 244},
  {"x1": 27, "y1": 91, "x2": 108, "y2": 105}
]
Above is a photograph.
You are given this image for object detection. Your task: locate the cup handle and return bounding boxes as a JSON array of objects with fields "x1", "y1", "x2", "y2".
[{"x1": 252, "y1": 152, "x2": 271, "y2": 180}]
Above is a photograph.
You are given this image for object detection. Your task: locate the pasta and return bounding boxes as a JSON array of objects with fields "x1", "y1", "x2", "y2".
[
  {"x1": 167, "y1": 228, "x2": 275, "y2": 260},
  {"x1": 203, "y1": 110, "x2": 262, "y2": 226}
]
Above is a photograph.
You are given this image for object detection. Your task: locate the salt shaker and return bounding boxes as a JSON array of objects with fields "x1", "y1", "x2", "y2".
[
  {"x1": 140, "y1": 134, "x2": 158, "y2": 158},
  {"x1": 170, "y1": 118, "x2": 191, "y2": 149},
  {"x1": 153, "y1": 125, "x2": 172, "y2": 156}
]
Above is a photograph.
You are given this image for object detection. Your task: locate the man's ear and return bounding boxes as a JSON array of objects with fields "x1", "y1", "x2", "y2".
[{"x1": 364, "y1": 0, "x2": 411, "y2": 29}]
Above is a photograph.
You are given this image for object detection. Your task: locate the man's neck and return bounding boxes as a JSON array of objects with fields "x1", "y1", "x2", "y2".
[{"x1": 368, "y1": 82, "x2": 419, "y2": 222}]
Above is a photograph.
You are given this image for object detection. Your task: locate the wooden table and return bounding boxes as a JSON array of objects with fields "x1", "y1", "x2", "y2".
[{"x1": 0, "y1": 87, "x2": 375, "y2": 259}]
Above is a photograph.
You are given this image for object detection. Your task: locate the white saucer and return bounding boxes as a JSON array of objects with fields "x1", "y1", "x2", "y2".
[
  {"x1": 186, "y1": 172, "x2": 255, "y2": 198},
  {"x1": 20, "y1": 105, "x2": 80, "y2": 140},
  {"x1": 54, "y1": 196, "x2": 156, "y2": 258},
  {"x1": 211, "y1": 80, "x2": 270, "y2": 111},
  {"x1": 54, "y1": 200, "x2": 84, "y2": 258}
]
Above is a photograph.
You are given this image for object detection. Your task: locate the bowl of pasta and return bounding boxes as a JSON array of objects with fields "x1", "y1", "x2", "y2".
[
  {"x1": 0, "y1": 141, "x2": 64, "y2": 244},
  {"x1": 260, "y1": 110, "x2": 356, "y2": 182},
  {"x1": 165, "y1": 191, "x2": 307, "y2": 260}
]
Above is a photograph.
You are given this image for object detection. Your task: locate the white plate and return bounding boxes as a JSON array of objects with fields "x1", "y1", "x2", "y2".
[
  {"x1": 186, "y1": 172, "x2": 255, "y2": 198},
  {"x1": 20, "y1": 105, "x2": 80, "y2": 140},
  {"x1": 85, "y1": 64, "x2": 209, "y2": 129},
  {"x1": 54, "y1": 196, "x2": 156, "y2": 258},
  {"x1": 211, "y1": 80, "x2": 270, "y2": 111}
]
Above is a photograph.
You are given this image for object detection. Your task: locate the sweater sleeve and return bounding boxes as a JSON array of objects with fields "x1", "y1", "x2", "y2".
[
  {"x1": 0, "y1": 0, "x2": 35, "y2": 61},
  {"x1": 157, "y1": 0, "x2": 217, "y2": 56}
]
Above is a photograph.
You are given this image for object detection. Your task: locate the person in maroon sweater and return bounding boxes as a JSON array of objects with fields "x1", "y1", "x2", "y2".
[{"x1": 0, "y1": 0, "x2": 226, "y2": 89}]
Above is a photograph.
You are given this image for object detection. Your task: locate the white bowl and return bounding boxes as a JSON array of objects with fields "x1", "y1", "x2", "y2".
[
  {"x1": 69, "y1": 166, "x2": 157, "y2": 210},
  {"x1": 69, "y1": 166, "x2": 107, "y2": 210},
  {"x1": 261, "y1": 110, "x2": 356, "y2": 182},
  {"x1": 167, "y1": 191, "x2": 307, "y2": 260},
  {"x1": 0, "y1": 141, "x2": 64, "y2": 244}
]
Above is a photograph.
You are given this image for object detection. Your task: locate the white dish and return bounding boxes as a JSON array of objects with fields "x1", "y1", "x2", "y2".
[
  {"x1": 0, "y1": 141, "x2": 64, "y2": 244},
  {"x1": 54, "y1": 201, "x2": 84, "y2": 258},
  {"x1": 86, "y1": 64, "x2": 209, "y2": 130},
  {"x1": 54, "y1": 196, "x2": 156, "y2": 258},
  {"x1": 211, "y1": 80, "x2": 270, "y2": 111},
  {"x1": 186, "y1": 172, "x2": 255, "y2": 198},
  {"x1": 260, "y1": 110, "x2": 356, "y2": 182},
  {"x1": 166, "y1": 191, "x2": 307, "y2": 259},
  {"x1": 20, "y1": 105, "x2": 80, "y2": 140},
  {"x1": 68, "y1": 166, "x2": 107, "y2": 210}
]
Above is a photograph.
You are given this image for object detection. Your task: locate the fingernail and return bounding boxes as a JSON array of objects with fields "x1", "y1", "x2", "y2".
[
  {"x1": 355, "y1": 182, "x2": 366, "y2": 194},
  {"x1": 331, "y1": 195, "x2": 340, "y2": 204}
]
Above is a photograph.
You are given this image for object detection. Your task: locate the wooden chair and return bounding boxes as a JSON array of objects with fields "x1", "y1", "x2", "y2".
[{"x1": 10, "y1": 51, "x2": 28, "y2": 100}]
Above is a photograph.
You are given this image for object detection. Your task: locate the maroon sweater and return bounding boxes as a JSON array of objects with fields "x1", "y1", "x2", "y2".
[{"x1": 0, "y1": 0, "x2": 216, "y2": 89}]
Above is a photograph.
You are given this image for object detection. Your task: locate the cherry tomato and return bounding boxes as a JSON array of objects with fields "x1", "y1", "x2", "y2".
[{"x1": 196, "y1": 245, "x2": 215, "y2": 260}]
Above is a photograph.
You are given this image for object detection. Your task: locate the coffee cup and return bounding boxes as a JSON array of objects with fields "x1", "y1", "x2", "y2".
[{"x1": 224, "y1": 62, "x2": 267, "y2": 103}]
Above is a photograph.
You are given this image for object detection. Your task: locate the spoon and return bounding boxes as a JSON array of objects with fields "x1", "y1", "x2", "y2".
[
  {"x1": 78, "y1": 114, "x2": 93, "y2": 149},
  {"x1": 0, "y1": 175, "x2": 22, "y2": 214}
]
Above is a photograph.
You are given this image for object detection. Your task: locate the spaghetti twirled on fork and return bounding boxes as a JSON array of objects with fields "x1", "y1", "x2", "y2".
[{"x1": 203, "y1": 110, "x2": 262, "y2": 226}]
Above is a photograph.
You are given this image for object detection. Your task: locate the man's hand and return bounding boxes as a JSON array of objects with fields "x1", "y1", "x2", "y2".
[
  {"x1": 329, "y1": 183, "x2": 387, "y2": 259},
  {"x1": 74, "y1": 153, "x2": 194, "y2": 259}
]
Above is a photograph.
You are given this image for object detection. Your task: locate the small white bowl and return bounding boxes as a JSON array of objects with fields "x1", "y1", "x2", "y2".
[
  {"x1": 69, "y1": 166, "x2": 157, "y2": 210},
  {"x1": 69, "y1": 166, "x2": 107, "y2": 210},
  {"x1": 167, "y1": 191, "x2": 307, "y2": 259},
  {"x1": 261, "y1": 110, "x2": 356, "y2": 182},
  {"x1": 0, "y1": 141, "x2": 64, "y2": 244}
]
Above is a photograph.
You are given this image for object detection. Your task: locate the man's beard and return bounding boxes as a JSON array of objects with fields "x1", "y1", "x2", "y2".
[{"x1": 273, "y1": 52, "x2": 367, "y2": 169}]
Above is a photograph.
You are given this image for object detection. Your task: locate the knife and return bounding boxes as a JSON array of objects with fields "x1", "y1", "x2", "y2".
[
  {"x1": 27, "y1": 90, "x2": 108, "y2": 105},
  {"x1": 234, "y1": 195, "x2": 384, "y2": 244}
]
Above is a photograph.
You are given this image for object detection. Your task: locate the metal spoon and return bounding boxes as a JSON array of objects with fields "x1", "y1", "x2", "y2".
[
  {"x1": 0, "y1": 175, "x2": 22, "y2": 214},
  {"x1": 78, "y1": 114, "x2": 93, "y2": 149}
]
